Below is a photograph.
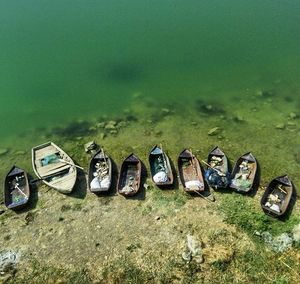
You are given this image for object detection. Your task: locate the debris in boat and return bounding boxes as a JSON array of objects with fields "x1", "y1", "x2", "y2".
[
  {"x1": 84, "y1": 141, "x2": 98, "y2": 153},
  {"x1": 0, "y1": 250, "x2": 20, "y2": 275},
  {"x1": 0, "y1": 148, "x2": 9, "y2": 156},
  {"x1": 230, "y1": 153, "x2": 257, "y2": 193},
  {"x1": 208, "y1": 127, "x2": 220, "y2": 136},
  {"x1": 89, "y1": 150, "x2": 112, "y2": 193},
  {"x1": 259, "y1": 232, "x2": 293, "y2": 252},
  {"x1": 275, "y1": 123, "x2": 285, "y2": 130},
  {"x1": 182, "y1": 234, "x2": 204, "y2": 264}
]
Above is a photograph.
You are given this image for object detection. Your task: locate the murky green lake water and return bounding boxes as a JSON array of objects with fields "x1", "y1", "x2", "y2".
[{"x1": 0, "y1": 0, "x2": 299, "y2": 146}]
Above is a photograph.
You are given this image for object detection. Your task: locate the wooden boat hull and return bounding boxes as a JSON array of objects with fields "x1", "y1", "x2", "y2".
[
  {"x1": 261, "y1": 175, "x2": 294, "y2": 217},
  {"x1": 149, "y1": 145, "x2": 173, "y2": 186},
  {"x1": 178, "y1": 149, "x2": 205, "y2": 193},
  {"x1": 205, "y1": 146, "x2": 230, "y2": 189},
  {"x1": 4, "y1": 166, "x2": 30, "y2": 210},
  {"x1": 229, "y1": 152, "x2": 257, "y2": 193},
  {"x1": 32, "y1": 141, "x2": 77, "y2": 194},
  {"x1": 88, "y1": 150, "x2": 112, "y2": 193},
  {"x1": 118, "y1": 154, "x2": 141, "y2": 197}
]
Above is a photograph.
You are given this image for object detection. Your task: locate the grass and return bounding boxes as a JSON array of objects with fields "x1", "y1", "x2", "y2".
[
  {"x1": 11, "y1": 259, "x2": 92, "y2": 284},
  {"x1": 218, "y1": 192, "x2": 299, "y2": 238}
]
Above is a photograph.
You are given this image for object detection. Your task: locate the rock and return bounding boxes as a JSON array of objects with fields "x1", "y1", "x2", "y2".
[
  {"x1": 132, "y1": 92, "x2": 142, "y2": 99},
  {"x1": 275, "y1": 123, "x2": 285, "y2": 130},
  {"x1": 287, "y1": 121, "x2": 296, "y2": 127},
  {"x1": 105, "y1": 120, "x2": 117, "y2": 130},
  {"x1": 233, "y1": 115, "x2": 245, "y2": 123},
  {"x1": 117, "y1": 121, "x2": 126, "y2": 128},
  {"x1": 84, "y1": 141, "x2": 98, "y2": 153},
  {"x1": 88, "y1": 126, "x2": 97, "y2": 131},
  {"x1": 205, "y1": 105, "x2": 213, "y2": 111},
  {"x1": 191, "y1": 121, "x2": 197, "y2": 126},
  {"x1": 182, "y1": 234, "x2": 204, "y2": 264},
  {"x1": 110, "y1": 130, "x2": 118, "y2": 135},
  {"x1": 208, "y1": 127, "x2": 220, "y2": 136},
  {"x1": 0, "y1": 250, "x2": 19, "y2": 275},
  {"x1": 161, "y1": 108, "x2": 170, "y2": 114},
  {"x1": 61, "y1": 204, "x2": 72, "y2": 212},
  {"x1": 96, "y1": 122, "x2": 105, "y2": 128},
  {"x1": 261, "y1": 232, "x2": 293, "y2": 252},
  {"x1": 99, "y1": 133, "x2": 106, "y2": 140},
  {"x1": 0, "y1": 149, "x2": 9, "y2": 156},
  {"x1": 25, "y1": 212, "x2": 35, "y2": 225},
  {"x1": 144, "y1": 183, "x2": 149, "y2": 190},
  {"x1": 289, "y1": 112, "x2": 297, "y2": 119}
]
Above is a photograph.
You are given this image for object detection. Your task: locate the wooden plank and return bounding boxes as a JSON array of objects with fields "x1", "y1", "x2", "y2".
[{"x1": 38, "y1": 163, "x2": 70, "y2": 177}]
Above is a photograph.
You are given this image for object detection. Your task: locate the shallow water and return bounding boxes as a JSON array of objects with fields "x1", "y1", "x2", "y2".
[
  {"x1": 0, "y1": 1, "x2": 299, "y2": 194},
  {"x1": 0, "y1": 0, "x2": 299, "y2": 143}
]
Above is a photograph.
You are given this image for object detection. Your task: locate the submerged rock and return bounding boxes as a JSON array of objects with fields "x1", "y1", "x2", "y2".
[
  {"x1": 208, "y1": 127, "x2": 220, "y2": 136},
  {"x1": 275, "y1": 123, "x2": 285, "y2": 130},
  {"x1": 288, "y1": 112, "x2": 297, "y2": 119},
  {"x1": 0, "y1": 149, "x2": 9, "y2": 156}
]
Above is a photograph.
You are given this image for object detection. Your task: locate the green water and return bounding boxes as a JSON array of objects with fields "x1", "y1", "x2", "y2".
[{"x1": 0, "y1": 0, "x2": 299, "y2": 144}]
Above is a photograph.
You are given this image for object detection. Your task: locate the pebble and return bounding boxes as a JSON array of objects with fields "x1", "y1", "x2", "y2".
[
  {"x1": 208, "y1": 127, "x2": 220, "y2": 136},
  {"x1": 275, "y1": 123, "x2": 285, "y2": 130},
  {"x1": 0, "y1": 148, "x2": 8, "y2": 156},
  {"x1": 110, "y1": 130, "x2": 118, "y2": 135}
]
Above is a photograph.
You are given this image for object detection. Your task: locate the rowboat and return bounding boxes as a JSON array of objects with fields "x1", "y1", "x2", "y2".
[
  {"x1": 229, "y1": 152, "x2": 257, "y2": 193},
  {"x1": 149, "y1": 145, "x2": 173, "y2": 186},
  {"x1": 261, "y1": 175, "x2": 294, "y2": 217},
  {"x1": 32, "y1": 141, "x2": 77, "y2": 194},
  {"x1": 88, "y1": 149, "x2": 112, "y2": 193},
  {"x1": 117, "y1": 154, "x2": 141, "y2": 197},
  {"x1": 178, "y1": 149, "x2": 205, "y2": 193},
  {"x1": 205, "y1": 146, "x2": 230, "y2": 189},
  {"x1": 4, "y1": 166, "x2": 30, "y2": 210}
]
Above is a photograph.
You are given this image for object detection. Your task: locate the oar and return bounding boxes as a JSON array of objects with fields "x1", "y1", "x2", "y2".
[
  {"x1": 58, "y1": 159, "x2": 84, "y2": 170},
  {"x1": 201, "y1": 160, "x2": 225, "y2": 176},
  {"x1": 160, "y1": 143, "x2": 168, "y2": 174},
  {"x1": 100, "y1": 147, "x2": 108, "y2": 168},
  {"x1": 13, "y1": 184, "x2": 28, "y2": 198},
  {"x1": 190, "y1": 189, "x2": 215, "y2": 203}
]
